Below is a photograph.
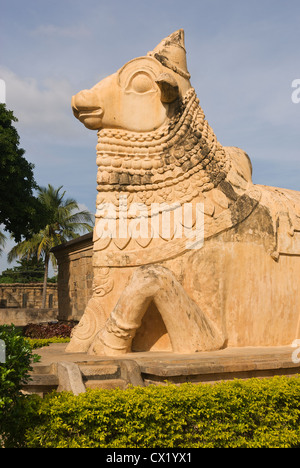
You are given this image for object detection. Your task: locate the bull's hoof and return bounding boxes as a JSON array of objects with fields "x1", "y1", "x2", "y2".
[{"x1": 88, "y1": 328, "x2": 132, "y2": 356}]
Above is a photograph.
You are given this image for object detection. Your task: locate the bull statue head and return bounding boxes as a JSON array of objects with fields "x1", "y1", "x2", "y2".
[
  {"x1": 72, "y1": 29, "x2": 191, "y2": 132},
  {"x1": 71, "y1": 29, "x2": 232, "y2": 205}
]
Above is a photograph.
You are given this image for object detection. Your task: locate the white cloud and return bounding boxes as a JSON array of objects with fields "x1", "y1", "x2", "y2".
[{"x1": 0, "y1": 66, "x2": 89, "y2": 144}]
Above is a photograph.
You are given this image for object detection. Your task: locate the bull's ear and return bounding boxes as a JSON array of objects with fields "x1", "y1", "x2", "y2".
[{"x1": 155, "y1": 73, "x2": 179, "y2": 103}]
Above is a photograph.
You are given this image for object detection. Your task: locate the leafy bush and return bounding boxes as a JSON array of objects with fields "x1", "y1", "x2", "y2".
[
  {"x1": 0, "y1": 324, "x2": 41, "y2": 448},
  {"x1": 0, "y1": 257, "x2": 45, "y2": 283},
  {"x1": 25, "y1": 376, "x2": 300, "y2": 448},
  {"x1": 23, "y1": 321, "x2": 77, "y2": 339},
  {"x1": 26, "y1": 337, "x2": 70, "y2": 349}
]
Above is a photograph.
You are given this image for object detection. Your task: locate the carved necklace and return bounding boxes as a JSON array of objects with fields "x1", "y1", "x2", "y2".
[
  {"x1": 95, "y1": 88, "x2": 230, "y2": 211},
  {"x1": 92, "y1": 88, "x2": 262, "y2": 267}
]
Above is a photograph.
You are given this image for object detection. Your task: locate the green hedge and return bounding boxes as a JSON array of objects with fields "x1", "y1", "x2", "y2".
[
  {"x1": 25, "y1": 337, "x2": 70, "y2": 349},
  {"x1": 0, "y1": 325, "x2": 41, "y2": 448},
  {"x1": 0, "y1": 325, "x2": 69, "y2": 448},
  {"x1": 25, "y1": 376, "x2": 300, "y2": 448}
]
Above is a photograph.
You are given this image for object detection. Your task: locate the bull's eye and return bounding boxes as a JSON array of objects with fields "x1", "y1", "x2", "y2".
[{"x1": 128, "y1": 72, "x2": 154, "y2": 94}]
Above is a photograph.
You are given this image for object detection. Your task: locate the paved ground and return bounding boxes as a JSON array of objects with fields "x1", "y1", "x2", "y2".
[{"x1": 34, "y1": 343, "x2": 300, "y2": 383}]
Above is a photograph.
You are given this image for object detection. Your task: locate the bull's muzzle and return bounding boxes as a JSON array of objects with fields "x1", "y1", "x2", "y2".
[{"x1": 71, "y1": 91, "x2": 104, "y2": 130}]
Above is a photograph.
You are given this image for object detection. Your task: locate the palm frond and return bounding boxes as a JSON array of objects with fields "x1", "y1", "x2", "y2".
[
  {"x1": 9, "y1": 184, "x2": 94, "y2": 264},
  {"x1": 7, "y1": 232, "x2": 44, "y2": 263}
]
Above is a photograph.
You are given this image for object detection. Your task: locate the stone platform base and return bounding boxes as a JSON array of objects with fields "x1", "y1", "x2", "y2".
[{"x1": 24, "y1": 343, "x2": 300, "y2": 396}]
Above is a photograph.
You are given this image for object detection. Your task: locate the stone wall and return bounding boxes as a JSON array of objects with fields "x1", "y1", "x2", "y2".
[
  {"x1": 51, "y1": 233, "x2": 93, "y2": 321},
  {"x1": 0, "y1": 308, "x2": 58, "y2": 326},
  {"x1": 0, "y1": 283, "x2": 58, "y2": 309}
]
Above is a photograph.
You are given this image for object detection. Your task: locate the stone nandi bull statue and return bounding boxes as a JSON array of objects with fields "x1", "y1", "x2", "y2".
[{"x1": 67, "y1": 30, "x2": 300, "y2": 356}]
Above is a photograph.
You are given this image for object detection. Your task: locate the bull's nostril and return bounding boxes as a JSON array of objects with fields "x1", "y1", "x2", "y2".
[
  {"x1": 71, "y1": 95, "x2": 80, "y2": 116},
  {"x1": 96, "y1": 107, "x2": 104, "y2": 119}
]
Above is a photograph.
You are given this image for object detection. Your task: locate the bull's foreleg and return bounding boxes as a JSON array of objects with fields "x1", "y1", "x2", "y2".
[
  {"x1": 66, "y1": 297, "x2": 107, "y2": 353},
  {"x1": 89, "y1": 265, "x2": 225, "y2": 356}
]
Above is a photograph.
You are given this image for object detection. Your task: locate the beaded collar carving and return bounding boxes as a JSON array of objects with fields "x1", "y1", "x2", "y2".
[{"x1": 95, "y1": 88, "x2": 230, "y2": 201}]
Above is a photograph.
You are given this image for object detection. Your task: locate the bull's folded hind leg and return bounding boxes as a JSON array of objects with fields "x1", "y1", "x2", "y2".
[{"x1": 89, "y1": 265, "x2": 225, "y2": 356}]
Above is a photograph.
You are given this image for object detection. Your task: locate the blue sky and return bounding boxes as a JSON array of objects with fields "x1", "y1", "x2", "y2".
[{"x1": 1, "y1": 0, "x2": 300, "y2": 272}]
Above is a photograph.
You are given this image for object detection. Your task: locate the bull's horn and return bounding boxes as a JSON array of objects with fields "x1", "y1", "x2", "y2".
[
  {"x1": 148, "y1": 29, "x2": 190, "y2": 80},
  {"x1": 155, "y1": 73, "x2": 179, "y2": 103}
]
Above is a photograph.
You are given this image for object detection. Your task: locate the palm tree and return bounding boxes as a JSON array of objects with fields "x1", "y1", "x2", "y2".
[
  {"x1": 0, "y1": 231, "x2": 6, "y2": 257},
  {"x1": 8, "y1": 184, "x2": 94, "y2": 308}
]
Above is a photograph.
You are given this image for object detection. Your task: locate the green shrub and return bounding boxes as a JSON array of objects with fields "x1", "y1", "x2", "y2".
[
  {"x1": 25, "y1": 337, "x2": 70, "y2": 350},
  {"x1": 25, "y1": 376, "x2": 300, "y2": 448},
  {"x1": 0, "y1": 324, "x2": 41, "y2": 447}
]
